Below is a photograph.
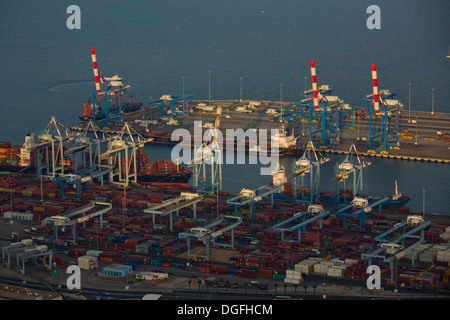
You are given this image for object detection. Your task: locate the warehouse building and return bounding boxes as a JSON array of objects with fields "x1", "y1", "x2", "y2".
[{"x1": 103, "y1": 264, "x2": 133, "y2": 277}]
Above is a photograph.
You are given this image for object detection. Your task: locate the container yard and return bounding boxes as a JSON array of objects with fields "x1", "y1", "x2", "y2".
[
  {"x1": 0, "y1": 49, "x2": 449, "y2": 301},
  {"x1": 1, "y1": 91, "x2": 450, "y2": 300},
  {"x1": 1, "y1": 158, "x2": 450, "y2": 300}
]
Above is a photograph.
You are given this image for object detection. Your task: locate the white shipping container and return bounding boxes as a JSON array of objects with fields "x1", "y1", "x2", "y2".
[
  {"x1": 284, "y1": 277, "x2": 301, "y2": 284},
  {"x1": 437, "y1": 254, "x2": 450, "y2": 262},
  {"x1": 78, "y1": 255, "x2": 98, "y2": 264},
  {"x1": 439, "y1": 232, "x2": 450, "y2": 240},
  {"x1": 314, "y1": 263, "x2": 331, "y2": 274},
  {"x1": 286, "y1": 270, "x2": 302, "y2": 276},
  {"x1": 286, "y1": 274, "x2": 302, "y2": 280}
]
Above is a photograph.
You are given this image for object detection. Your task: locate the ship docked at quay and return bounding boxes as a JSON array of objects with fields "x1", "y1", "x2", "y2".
[{"x1": 0, "y1": 136, "x2": 192, "y2": 185}]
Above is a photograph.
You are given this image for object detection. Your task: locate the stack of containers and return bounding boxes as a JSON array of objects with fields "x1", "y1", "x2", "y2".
[
  {"x1": 210, "y1": 265, "x2": 228, "y2": 275},
  {"x1": 295, "y1": 257, "x2": 322, "y2": 274},
  {"x1": 69, "y1": 248, "x2": 88, "y2": 258},
  {"x1": 405, "y1": 244, "x2": 431, "y2": 261},
  {"x1": 99, "y1": 251, "x2": 116, "y2": 262},
  {"x1": 436, "y1": 244, "x2": 450, "y2": 265},
  {"x1": 343, "y1": 260, "x2": 368, "y2": 280},
  {"x1": 397, "y1": 273, "x2": 415, "y2": 287},
  {"x1": 136, "y1": 243, "x2": 150, "y2": 254},
  {"x1": 313, "y1": 260, "x2": 336, "y2": 274},
  {"x1": 237, "y1": 268, "x2": 255, "y2": 279},
  {"x1": 78, "y1": 255, "x2": 98, "y2": 270},
  {"x1": 257, "y1": 268, "x2": 273, "y2": 279},
  {"x1": 413, "y1": 272, "x2": 439, "y2": 287},
  {"x1": 284, "y1": 269, "x2": 302, "y2": 284},
  {"x1": 439, "y1": 226, "x2": 450, "y2": 243},
  {"x1": 444, "y1": 268, "x2": 450, "y2": 283}
]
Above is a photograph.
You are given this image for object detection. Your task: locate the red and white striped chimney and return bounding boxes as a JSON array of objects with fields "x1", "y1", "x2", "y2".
[
  {"x1": 310, "y1": 60, "x2": 319, "y2": 110},
  {"x1": 371, "y1": 63, "x2": 380, "y2": 114},
  {"x1": 91, "y1": 47, "x2": 101, "y2": 94}
]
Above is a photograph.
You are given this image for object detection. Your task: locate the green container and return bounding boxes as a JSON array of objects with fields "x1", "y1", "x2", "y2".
[{"x1": 273, "y1": 274, "x2": 286, "y2": 281}]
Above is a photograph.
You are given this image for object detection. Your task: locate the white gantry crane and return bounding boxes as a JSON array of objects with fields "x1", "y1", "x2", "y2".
[
  {"x1": 189, "y1": 105, "x2": 223, "y2": 193},
  {"x1": 290, "y1": 140, "x2": 330, "y2": 203},
  {"x1": 35, "y1": 116, "x2": 78, "y2": 178},
  {"x1": 100, "y1": 122, "x2": 152, "y2": 186},
  {"x1": 332, "y1": 144, "x2": 372, "y2": 205}
]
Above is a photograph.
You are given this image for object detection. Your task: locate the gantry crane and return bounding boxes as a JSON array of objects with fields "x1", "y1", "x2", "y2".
[
  {"x1": 100, "y1": 122, "x2": 152, "y2": 186},
  {"x1": 150, "y1": 94, "x2": 193, "y2": 119},
  {"x1": 289, "y1": 141, "x2": 330, "y2": 203},
  {"x1": 332, "y1": 144, "x2": 372, "y2": 205},
  {"x1": 295, "y1": 60, "x2": 341, "y2": 147},
  {"x1": 189, "y1": 105, "x2": 223, "y2": 193},
  {"x1": 53, "y1": 121, "x2": 114, "y2": 199},
  {"x1": 179, "y1": 215, "x2": 242, "y2": 260},
  {"x1": 35, "y1": 116, "x2": 78, "y2": 178},
  {"x1": 89, "y1": 47, "x2": 140, "y2": 126},
  {"x1": 364, "y1": 63, "x2": 402, "y2": 153}
]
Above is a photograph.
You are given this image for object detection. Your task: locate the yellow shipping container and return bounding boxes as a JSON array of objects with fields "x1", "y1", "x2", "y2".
[{"x1": 33, "y1": 206, "x2": 45, "y2": 212}]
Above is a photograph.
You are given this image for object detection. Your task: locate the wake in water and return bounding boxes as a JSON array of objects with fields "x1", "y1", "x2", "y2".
[{"x1": 48, "y1": 80, "x2": 92, "y2": 92}]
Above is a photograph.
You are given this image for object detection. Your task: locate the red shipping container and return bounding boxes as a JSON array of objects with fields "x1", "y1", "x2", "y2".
[{"x1": 238, "y1": 269, "x2": 255, "y2": 279}]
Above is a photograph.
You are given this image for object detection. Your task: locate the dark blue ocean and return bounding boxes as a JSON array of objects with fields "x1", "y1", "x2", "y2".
[{"x1": 0, "y1": 0, "x2": 449, "y2": 214}]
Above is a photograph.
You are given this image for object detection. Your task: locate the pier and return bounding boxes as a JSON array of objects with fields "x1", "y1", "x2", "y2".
[{"x1": 71, "y1": 100, "x2": 450, "y2": 163}]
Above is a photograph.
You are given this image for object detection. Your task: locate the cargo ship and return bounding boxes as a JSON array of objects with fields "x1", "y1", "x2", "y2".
[
  {"x1": 121, "y1": 149, "x2": 192, "y2": 184},
  {"x1": 0, "y1": 135, "x2": 37, "y2": 174},
  {"x1": 138, "y1": 159, "x2": 192, "y2": 184},
  {"x1": 138, "y1": 125, "x2": 304, "y2": 156}
]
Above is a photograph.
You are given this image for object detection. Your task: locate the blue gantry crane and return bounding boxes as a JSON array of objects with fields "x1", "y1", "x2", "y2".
[
  {"x1": 149, "y1": 94, "x2": 193, "y2": 119},
  {"x1": 361, "y1": 215, "x2": 431, "y2": 281},
  {"x1": 226, "y1": 185, "x2": 282, "y2": 217},
  {"x1": 272, "y1": 207, "x2": 330, "y2": 242},
  {"x1": 364, "y1": 63, "x2": 403, "y2": 153}
]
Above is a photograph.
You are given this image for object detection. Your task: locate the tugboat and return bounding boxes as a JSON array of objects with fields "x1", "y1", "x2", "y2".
[{"x1": 381, "y1": 180, "x2": 410, "y2": 207}]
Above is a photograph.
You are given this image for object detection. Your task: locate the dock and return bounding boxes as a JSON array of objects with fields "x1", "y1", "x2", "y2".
[{"x1": 71, "y1": 100, "x2": 450, "y2": 163}]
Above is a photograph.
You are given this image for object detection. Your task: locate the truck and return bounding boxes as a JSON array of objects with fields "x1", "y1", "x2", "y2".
[{"x1": 235, "y1": 106, "x2": 252, "y2": 113}]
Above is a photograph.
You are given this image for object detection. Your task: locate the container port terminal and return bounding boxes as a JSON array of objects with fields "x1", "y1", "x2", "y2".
[
  {"x1": 1, "y1": 54, "x2": 450, "y2": 301},
  {"x1": 74, "y1": 99, "x2": 450, "y2": 163},
  {"x1": 1, "y1": 124, "x2": 450, "y2": 300}
]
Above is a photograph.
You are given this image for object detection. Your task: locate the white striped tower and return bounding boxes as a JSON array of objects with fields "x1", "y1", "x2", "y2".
[
  {"x1": 310, "y1": 60, "x2": 319, "y2": 110},
  {"x1": 371, "y1": 63, "x2": 380, "y2": 114},
  {"x1": 91, "y1": 47, "x2": 101, "y2": 94}
]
